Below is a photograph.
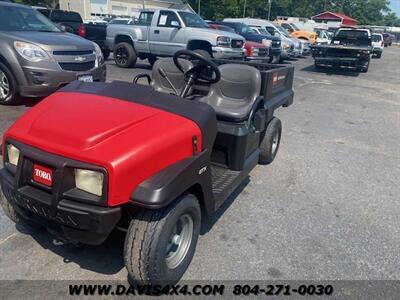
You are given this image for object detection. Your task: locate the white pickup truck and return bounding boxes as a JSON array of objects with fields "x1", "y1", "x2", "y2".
[{"x1": 107, "y1": 9, "x2": 246, "y2": 68}]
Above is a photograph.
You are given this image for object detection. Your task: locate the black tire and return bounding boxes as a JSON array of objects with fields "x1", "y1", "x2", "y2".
[
  {"x1": 376, "y1": 52, "x2": 382, "y2": 59},
  {"x1": 359, "y1": 62, "x2": 369, "y2": 73},
  {"x1": 193, "y1": 49, "x2": 212, "y2": 58},
  {"x1": 148, "y1": 55, "x2": 157, "y2": 66},
  {"x1": 124, "y1": 193, "x2": 201, "y2": 285},
  {"x1": 0, "y1": 61, "x2": 18, "y2": 105},
  {"x1": 314, "y1": 62, "x2": 323, "y2": 70},
  {"x1": 0, "y1": 187, "x2": 41, "y2": 229},
  {"x1": 102, "y1": 49, "x2": 111, "y2": 60},
  {"x1": 114, "y1": 42, "x2": 137, "y2": 68},
  {"x1": 259, "y1": 117, "x2": 282, "y2": 164},
  {"x1": 0, "y1": 187, "x2": 19, "y2": 223}
]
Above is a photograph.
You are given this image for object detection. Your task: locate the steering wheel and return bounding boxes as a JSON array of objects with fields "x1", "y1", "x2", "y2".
[{"x1": 173, "y1": 50, "x2": 221, "y2": 84}]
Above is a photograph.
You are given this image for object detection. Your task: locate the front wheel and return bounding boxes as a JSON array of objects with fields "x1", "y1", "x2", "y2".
[
  {"x1": 259, "y1": 117, "x2": 282, "y2": 164},
  {"x1": 0, "y1": 62, "x2": 18, "y2": 105},
  {"x1": 124, "y1": 193, "x2": 201, "y2": 285},
  {"x1": 114, "y1": 42, "x2": 137, "y2": 68}
]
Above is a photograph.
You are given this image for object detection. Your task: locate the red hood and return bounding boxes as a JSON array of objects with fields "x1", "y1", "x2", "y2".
[{"x1": 4, "y1": 92, "x2": 202, "y2": 206}]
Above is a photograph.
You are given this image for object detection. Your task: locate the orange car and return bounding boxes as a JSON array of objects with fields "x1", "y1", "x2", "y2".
[{"x1": 276, "y1": 21, "x2": 317, "y2": 44}]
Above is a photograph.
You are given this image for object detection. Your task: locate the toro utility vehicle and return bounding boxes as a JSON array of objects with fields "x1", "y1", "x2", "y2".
[{"x1": 0, "y1": 50, "x2": 294, "y2": 284}]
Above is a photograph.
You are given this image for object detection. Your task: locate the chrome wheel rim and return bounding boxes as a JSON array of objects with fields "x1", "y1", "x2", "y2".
[
  {"x1": 271, "y1": 130, "x2": 279, "y2": 155},
  {"x1": 0, "y1": 70, "x2": 10, "y2": 100},
  {"x1": 166, "y1": 214, "x2": 193, "y2": 269},
  {"x1": 115, "y1": 47, "x2": 128, "y2": 65}
]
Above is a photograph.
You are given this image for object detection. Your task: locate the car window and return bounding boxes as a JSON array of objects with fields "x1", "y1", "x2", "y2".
[
  {"x1": 137, "y1": 11, "x2": 154, "y2": 26},
  {"x1": 371, "y1": 35, "x2": 382, "y2": 42},
  {"x1": 51, "y1": 10, "x2": 82, "y2": 23},
  {"x1": 336, "y1": 30, "x2": 369, "y2": 39},
  {"x1": 158, "y1": 11, "x2": 180, "y2": 27},
  {"x1": 178, "y1": 11, "x2": 208, "y2": 28},
  {"x1": 0, "y1": 5, "x2": 60, "y2": 32}
]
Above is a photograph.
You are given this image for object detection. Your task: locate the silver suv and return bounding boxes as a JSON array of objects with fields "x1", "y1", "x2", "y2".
[{"x1": 0, "y1": 2, "x2": 106, "y2": 105}]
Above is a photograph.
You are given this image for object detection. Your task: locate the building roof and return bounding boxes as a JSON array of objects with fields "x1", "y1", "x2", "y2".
[{"x1": 311, "y1": 11, "x2": 357, "y2": 25}]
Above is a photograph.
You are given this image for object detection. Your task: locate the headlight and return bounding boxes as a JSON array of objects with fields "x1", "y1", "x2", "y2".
[
  {"x1": 93, "y1": 42, "x2": 104, "y2": 68},
  {"x1": 282, "y1": 42, "x2": 290, "y2": 49},
  {"x1": 14, "y1": 41, "x2": 50, "y2": 62},
  {"x1": 217, "y1": 36, "x2": 231, "y2": 47},
  {"x1": 7, "y1": 144, "x2": 20, "y2": 166},
  {"x1": 261, "y1": 39, "x2": 272, "y2": 47},
  {"x1": 75, "y1": 169, "x2": 104, "y2": 196}
]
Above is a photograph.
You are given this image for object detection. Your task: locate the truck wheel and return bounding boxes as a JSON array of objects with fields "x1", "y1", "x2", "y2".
[
  {"x1": 193, "y1": 49, "x2": 211, "y2": 58},
  {"x1": 376, "y1": 52, "x2": 382, "y2": 59},
  {"x1": 124, "y1": 193, "x2": 201, "y2": 285},
  {"x1": 114, "y1": 42, "x2": 137, "y2": 68},
  {"x1": 148, "y1": 55, "x2": 157, "y2": 66},
  {"x1": 0, "y1": 62, "x2": 18, "y2": 105},
  {"x1": 259, "y1": 117, "x2": 282, "y2": 165},
  {"x1": 102, "y1": 49, "x2": 111, "y2": 60}
]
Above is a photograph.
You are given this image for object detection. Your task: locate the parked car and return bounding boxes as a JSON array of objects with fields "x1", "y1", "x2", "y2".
[
  {"x1": 0, "y1": 49, "x2": 294, "y2": 285},
  {"x1": 240, "y1": 19, "x2": 296, "y2": 61},
  {"x1": 0, "y1": 2, "x2": 106, "y2": 105},
  {"x1": 207, "y1": 22, "x2": 270, "y2": 61},
  {"x1": 371, "y1": 33, "x2": 384, "y2": 58},
  {"x1": 275, "y1": 20, "x2": 317, "y2": 44},
  {"x1": 214, "y1": 21, "x2": 281, "y2": 63},
  {"x1": 36, "y1": 8, "x2": 110, "y2": 59},
  {"x1": 382, "y1": 33, "x2": 392, "y2": 47},
  {"x1": 311, "y1": 28, "x2": 372, "y2": 72},
  {"x1": 315, "y1": 28, "x2": 332, "y2": 45},
  {"x1": 107, "y1": 9, "x2": 245, "y2": 68}
]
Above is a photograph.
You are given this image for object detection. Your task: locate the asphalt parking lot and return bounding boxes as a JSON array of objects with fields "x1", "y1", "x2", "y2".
[{"x1": 0, "y1": 47, "x2": 399, "y2": 281}]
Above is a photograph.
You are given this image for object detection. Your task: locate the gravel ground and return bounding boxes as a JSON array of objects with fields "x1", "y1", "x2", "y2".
[{"x1": 0, "y1": 47, "x2": 399, "y2": 282}]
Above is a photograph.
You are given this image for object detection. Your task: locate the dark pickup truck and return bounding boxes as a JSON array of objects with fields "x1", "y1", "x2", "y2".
[
  {"x1": 37, "y1": 9, "x2": 110, "y2": 59},
  {"x1": 311, "y1": 28, "x2": 372, "y2": 73}
]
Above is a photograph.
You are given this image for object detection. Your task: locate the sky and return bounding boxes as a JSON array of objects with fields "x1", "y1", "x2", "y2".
[{"x1": 390, "y1": 0, "x2": 400, "y2": 16}]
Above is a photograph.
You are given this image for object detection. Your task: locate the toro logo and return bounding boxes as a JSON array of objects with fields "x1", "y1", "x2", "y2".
[
  {"x1": 272, "y1": 73, "x2": 278, "y2": 86},
  {"x1": 33, "y1": 164, "x2": 53, "y2": 186}
]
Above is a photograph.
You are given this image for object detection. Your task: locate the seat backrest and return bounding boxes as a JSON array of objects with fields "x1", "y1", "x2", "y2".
[
  {"x1": 151, "y1": 58, "x2": 193, "y2": 95},
  {"x1": 200, "y1": 64, "x2": 262, "y2": 122}
]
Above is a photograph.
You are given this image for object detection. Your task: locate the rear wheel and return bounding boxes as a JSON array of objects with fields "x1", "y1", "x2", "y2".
[
  {"x1": 148, "y1": 55, "x2": 157, "y2": 66},
  {"x1": 124, "y1": 193, "x2": 201, "y2": 285},
  {"x1": 0, "y1": 62, "x2": 18, "y2": 105},
  {"x1": 102, "y1": 49, "x2": 111, "y2": 60},
  {"x1": 259, "y1": 117, "x2": 282, "y2": 165},
  {"x1": 114, "y1": 42, "x2": 137, "y2": 68},
  {"x1": 376, "y1": 52, "x2": 382, "y2": 59}
]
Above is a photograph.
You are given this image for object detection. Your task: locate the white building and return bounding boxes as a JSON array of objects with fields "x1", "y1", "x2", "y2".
[{"x1": 60, "y1": 0, "x2": 192, "y2": 20}]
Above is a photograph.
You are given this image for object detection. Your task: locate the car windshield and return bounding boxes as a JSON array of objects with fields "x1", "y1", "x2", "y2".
[
  {"x1": 371, "y1": 34, "x2": 382, "y2": 42},
  {"x1": 276, "y1": 25, "x2": 291, "y2": 37},
  {"x1": 255, "y1": 27, "x2": 268, "y2": 35},
  {"x1": 178, "y1": 12, "x2": 208, "y2": 28},
  {"x1": 0, "y1": 5, "x2": 60, "y2": 32},
  {"x1": 237, "y1": 23, "x2": 253, "y2": 35}
]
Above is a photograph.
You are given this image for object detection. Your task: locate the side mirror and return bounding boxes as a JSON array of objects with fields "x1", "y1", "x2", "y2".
[{"x1": 171, "y1": 20, "x2": 181, "y2": 28}]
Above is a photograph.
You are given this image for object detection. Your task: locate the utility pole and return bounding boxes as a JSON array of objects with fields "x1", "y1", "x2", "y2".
[
  {"x1": 198, "y1": 0, "x2": 201, "y2": 16},
  {"x1": 267, "y1": 0, "x2": 272, "y2": 21},
  {"x1": 243, "y1": 0, "x2": 247, "y2": 18}
]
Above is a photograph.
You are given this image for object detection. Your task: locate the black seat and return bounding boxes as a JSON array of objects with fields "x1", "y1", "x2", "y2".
[
  {"x1": 198, "y1": 64, "x2": 262, "y2": 122},
  {"x1": 151, "y1": 58, "x2": 193, "y2": 95}
]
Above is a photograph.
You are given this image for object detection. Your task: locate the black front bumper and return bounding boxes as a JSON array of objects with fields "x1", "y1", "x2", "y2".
[
  {"x1": 1, "y1": 169, "x2": 120, "y2": 245},
  {"x1": 0, "y1": 140, "x2": 121, "y2": 245}
]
